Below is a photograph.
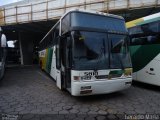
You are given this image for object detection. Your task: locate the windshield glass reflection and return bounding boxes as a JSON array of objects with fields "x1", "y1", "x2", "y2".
[{"x1": 72, "y1": 31, "x2": 132, "y2": 70}]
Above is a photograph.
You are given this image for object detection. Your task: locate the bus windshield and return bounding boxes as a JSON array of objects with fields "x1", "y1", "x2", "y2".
[
  {"x1": 72, "y1": 31, "x2": 131, "y2": 70},
  {"x1": 109, "y1": 34, "x2": 131, "y2": 69}
]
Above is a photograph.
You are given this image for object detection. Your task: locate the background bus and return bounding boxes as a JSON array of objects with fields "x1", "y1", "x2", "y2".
[
  {"x1": 39, "y1": 10, "x2": 132, "y2": 96},
  {"x1": 0, "y1": 27, "x2": 7, "y2": 80},
  {"x1": 126, "y1": 12, "x2": 160, "y2": 86}
]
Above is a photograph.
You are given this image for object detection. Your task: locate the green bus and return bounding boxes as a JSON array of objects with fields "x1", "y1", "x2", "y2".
[{"x1": 126, "y1": 12, "x2": 160, "y2": 86}]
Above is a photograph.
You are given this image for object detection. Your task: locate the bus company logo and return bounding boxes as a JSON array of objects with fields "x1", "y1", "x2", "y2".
[
  {"x1": 125, "y1": 114, "x2": 160, "y2": 120},
  {"x1": 84, "y1": 71, "x2": 98, "y2": 76}
]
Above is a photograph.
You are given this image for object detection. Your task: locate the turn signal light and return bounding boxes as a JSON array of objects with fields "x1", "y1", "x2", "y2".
[{"x1": 124, "y1": 68, "x2": 132, "y2": 76}]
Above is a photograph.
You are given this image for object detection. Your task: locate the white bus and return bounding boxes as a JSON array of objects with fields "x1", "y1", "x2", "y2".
[
  {"x1": 0, "y1": 27, "x2": 7, "y2": 80},
  {"x1": 39, "y1": 10, "x2": 132, "y2": 96},
  {"x1": 126, "y1": 12, "x2": 160, "y2": 86}
]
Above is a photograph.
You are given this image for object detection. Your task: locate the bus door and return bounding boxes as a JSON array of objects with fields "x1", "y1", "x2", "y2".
[
  {"x1": 50, "y1": 46, "x2": 56, "y2": 80},
  {"x1": 56, "y1": 37, "x2": 62, "y2": 89},
  {"x1": 61, "y1": 36, "x2": 71, "y2": 90}
]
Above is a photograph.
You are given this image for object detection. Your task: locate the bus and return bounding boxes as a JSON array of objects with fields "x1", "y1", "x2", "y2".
[
  {"x1": 126, "y1": 12, "x2": 160, "y2": 86},
  {"x1": 0, "y1": 27, "x2": 7, "y2": 80},
  {"x1": 39, "y1": 10, "x2": 132, "y2": 96}
]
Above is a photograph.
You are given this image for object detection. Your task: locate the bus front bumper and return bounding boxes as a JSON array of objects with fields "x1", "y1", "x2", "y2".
[{"x1": 71, "y1": 78, "x2": 132, "y2": 96}]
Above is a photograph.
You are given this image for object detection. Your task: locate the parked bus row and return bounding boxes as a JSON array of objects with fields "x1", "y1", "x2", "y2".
[
  {"x1": 0, "y1": 9, "x2": 159, "y2": 96},
  {"x1": 1, "y1": 10, "x2": 159, "y2": 95}
]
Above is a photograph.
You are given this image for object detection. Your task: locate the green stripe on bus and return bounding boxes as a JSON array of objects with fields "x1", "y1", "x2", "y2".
[
  {"x1": 109, "y1": 70, "x2": 124, "y2": 75},
  {"x1": 44, "y1": 49, "x2": 48, "y2": 71},
  {"x1": 129, "y1": 44, "x2": 160, "y2": 72}
]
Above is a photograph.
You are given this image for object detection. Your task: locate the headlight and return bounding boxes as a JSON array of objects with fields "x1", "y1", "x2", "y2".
[
  {"x1": 81, "y1": 76, "x2": 91, "y2": 80},
  {"x1": 73, "y1": 76, "x2": 91, "y2": 81}
]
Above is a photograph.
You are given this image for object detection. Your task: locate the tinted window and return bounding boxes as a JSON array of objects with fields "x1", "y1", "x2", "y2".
[
  {"x1": 131, "y1": 35, "x2": 160, "y2": 45},
  {"x1": 72, "y1": 31, "x2": 109, "y2": 70},
  {"x1": 71, "y1": 12, "x2": 127, "y2": 32},
  {"x1": 129, "y1": 21, "x2": 160, "y2": 35},
  {"x1": 39, "y1": 23, "x2": 60, "y2": 50},
  {"x1": 109, "y1": 34, "x2": 131, "y2": 69}
]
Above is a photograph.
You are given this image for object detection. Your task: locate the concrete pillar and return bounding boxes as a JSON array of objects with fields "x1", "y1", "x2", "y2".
[{"x1": 19, "y1": 33, "x2": 24, "y2": 65}]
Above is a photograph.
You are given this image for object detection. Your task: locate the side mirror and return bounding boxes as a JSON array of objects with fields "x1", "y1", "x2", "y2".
[{"x1": 1, "y1": 34, "x2": 7, "y2": 48}]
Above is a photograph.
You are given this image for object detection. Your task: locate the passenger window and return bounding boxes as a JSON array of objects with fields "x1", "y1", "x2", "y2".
[{"x1": 131, "y1": 35, "x2": 159, "y2": 45}]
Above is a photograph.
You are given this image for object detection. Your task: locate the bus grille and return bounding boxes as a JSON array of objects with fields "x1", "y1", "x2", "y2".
[{"x1": 110, "y1": 74, "x2": 122, "y2": 78}]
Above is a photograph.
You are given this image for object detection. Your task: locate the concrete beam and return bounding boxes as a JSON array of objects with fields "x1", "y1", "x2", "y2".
[{"x1": 0, "y1": 0, "x2": 160, "y2": 26}]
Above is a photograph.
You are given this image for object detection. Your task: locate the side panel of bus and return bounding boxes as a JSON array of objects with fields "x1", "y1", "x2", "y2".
[
  {"x1": 45, "y1": 48, "x2": 53, "y2": 73},
  {"x1": 136, "y1": 57, "x2": 160, "y2": 86},
  {"x1": 130, "y1": 44, "x2": 160, "y2": 86},
  {"x1": 39, "y1": 48, "x2": 53, "y2": 74},
  {"x1": 50, "y1": 46, "x2": 56, "y2": 80},
  {"x1": 39, "y1": 49, "x2": 47, "y2": 70}
]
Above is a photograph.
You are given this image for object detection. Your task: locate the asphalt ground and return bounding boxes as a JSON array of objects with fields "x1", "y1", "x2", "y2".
[{"x1": 0, "y1": 66, "x2": 160, "y2": 120}]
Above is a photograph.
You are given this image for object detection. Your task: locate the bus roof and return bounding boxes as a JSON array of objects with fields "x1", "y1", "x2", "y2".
[
  {"x1": 61, "y1": 9, "x2": 124, "y2": 20},
  {"x1": 126, "y1": 12, "x2": 160, "y2": 28}
]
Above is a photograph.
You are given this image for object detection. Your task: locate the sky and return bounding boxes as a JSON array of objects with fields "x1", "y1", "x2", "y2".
[{"x1": 0, "y1": 0, "x2": 22, "y2": 6}]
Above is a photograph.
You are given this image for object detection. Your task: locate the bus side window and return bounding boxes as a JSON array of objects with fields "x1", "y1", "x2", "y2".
[
  {"x1": 50, "y1": 31, "x2": 55, "y2": 46},
  {"x1": 61, "y1": 36, "x2": 66, "y2": 67},
  {"x1": 131, "y1": 37, "x2": 147, "y2": 45},
  {"x1": 131, "y1": 35, "x2": 160, "y2": 46},
  {"x1": 147, "y1": 35, "x2": 158, "y2": 44},
  {"x1": 51, "y1": 30, "x2": 57, "y2": 46}
]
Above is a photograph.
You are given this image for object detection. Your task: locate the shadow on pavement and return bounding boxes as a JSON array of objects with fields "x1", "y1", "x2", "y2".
[
  {"x1": 132, "y1": 81, "x2": 160, "y2": 92},
  {"x1": 74, "y1": 91, "x2": 126, "y2": 102}
]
